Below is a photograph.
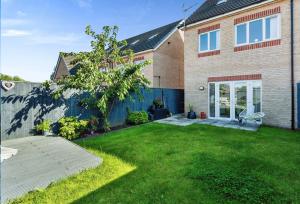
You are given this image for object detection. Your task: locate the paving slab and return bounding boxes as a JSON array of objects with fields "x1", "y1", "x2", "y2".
[
  {"x1": 1, "y1": 136, "x2": 102, "y2": 203},
  {"x1": 155, "y1": 115, "x2": 259, "y2": 131}
]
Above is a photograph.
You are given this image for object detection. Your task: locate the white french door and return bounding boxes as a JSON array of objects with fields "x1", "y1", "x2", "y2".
[{"x1": 208, "y1": 80, "x2": 262, "y2": 120}]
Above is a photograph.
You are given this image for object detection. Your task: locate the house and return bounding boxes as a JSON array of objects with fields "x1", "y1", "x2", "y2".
[
  {"x1": 183, "y1": 0, "x2": 299, "y2": 128},
  {"x1": 51, "y1": 20, "x2": 184, "y2": 89}
]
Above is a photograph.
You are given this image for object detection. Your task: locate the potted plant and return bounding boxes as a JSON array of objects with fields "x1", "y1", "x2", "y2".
[
  {"x1": 187, "y1": 104, "x2": 197, "y2": 119},
  {"x1": 153, "y1": 98, "x2": 164, "y2": 109},
  {"x1": 88, "y1": 116, "x2": 99, "y2": 135},
  {"x1": 35, "y1": 120, "x2": 52, "y2": 136}
]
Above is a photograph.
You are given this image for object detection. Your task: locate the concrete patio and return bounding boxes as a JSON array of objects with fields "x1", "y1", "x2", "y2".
[
  {"x1": 1, "y1": 136, "x2": 102, "y2": 203},
  {"x1": 155, "y1": 115, "x2": 260, "y2": 131}
]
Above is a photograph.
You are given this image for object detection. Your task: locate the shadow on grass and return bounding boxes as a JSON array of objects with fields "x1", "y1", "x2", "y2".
[{"x1": 9, "y1": 151, "x2": 137, "y2": 204}]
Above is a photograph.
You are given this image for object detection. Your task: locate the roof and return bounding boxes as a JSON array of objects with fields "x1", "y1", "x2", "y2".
[
  {"x1": 51, "y1": 53, "x2": 78, "y2": 80},
  {"x1": 185, "y1": 0, "x2": 269, "y2": 26},
  {"x1": 52, "y1": 20, "x2": 182, "y2": 80},
  {"x1": 63, "y1": 55, "x2": 77, "y2": 70},
  {"x1": 120, "y1": 20, "x2": 183, "y2": 53}
]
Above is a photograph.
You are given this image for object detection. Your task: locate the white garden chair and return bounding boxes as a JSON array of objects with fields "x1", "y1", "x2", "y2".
[{"x1": 238, "y1": 105, "x2": 265, "y2": 125}]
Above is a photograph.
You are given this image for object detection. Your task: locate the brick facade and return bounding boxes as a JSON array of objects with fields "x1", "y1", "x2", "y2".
[
  {"x1": 208, "y1": 74, "x2": 262, "y2": 82},
  {"x1": 198, "y1": 50, "x2": 220, "y2": 58},
  {"x1": 153, "y1": 30, "x2": 184, "y2": 89},
  {"x1": 234, "y1": 6, "x2": 281, "y2": 25},
  {"x1": 198, "y1": 24, "x2": 220, "y2": 34},
  {"x1": 234, "y1": 39, "x2": 281, "y2": 52},
  {"x1": 184, "y1": 0, "x2": 294, "y2": 128}
]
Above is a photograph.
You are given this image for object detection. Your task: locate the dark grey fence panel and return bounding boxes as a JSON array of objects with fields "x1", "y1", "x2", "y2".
[{"x1": 1, "y1": 82, "x2": 184, "y2": 140}]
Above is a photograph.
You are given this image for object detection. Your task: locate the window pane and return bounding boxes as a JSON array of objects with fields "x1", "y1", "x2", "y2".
[
  {"x1": 249, "y1": 19, "x2": 263, "y2": 43},
  {"x1": 209, "y1": 83, "x2": 215, "y2": 117},
  {"x1": 200, "y1": 33, "x2": 208, "y2": 51},
  {"x1": 219, "y1": 84, "x2": 230, "y2": 118},
  {"x1": 236, "y1": 24, "x2": 247, "y2": 44},
  {"x1": 253, "y1": 82, "x2": 261, "y2": 113},
  {"x1": 235, "y1": 82, "x2": 247, "y2": 119},
  {"x1": 266, "y1": 16, "x2": 278, "y2": 39},
  {"x1": 210, "y1": 31, "x2": 218, "y2": 50}
]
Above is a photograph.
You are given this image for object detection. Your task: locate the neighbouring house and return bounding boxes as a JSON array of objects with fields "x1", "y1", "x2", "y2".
[
  {"x1": 51, "y1": 20, "x2": 184, "y2": 89},
  {"x1": 183, "y1": 0, "x2": 299, "y2": 128}
]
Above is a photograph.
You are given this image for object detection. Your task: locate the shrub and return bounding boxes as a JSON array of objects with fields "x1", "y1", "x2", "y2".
[
  {"x1": 35, "y1": 120, "x2": 51, "y2": 133},
  {"x1": 88, "y1": 116, "x2": 99, "y2": 133},
  {"x1": 153, "y1": 98, "x2": 163, "y2": 109},
  {"x1": 127, "y1": 111, "x2": 149, "y2": 125},
  {"x1": 58, "y1": 117, "x2": 88, "y2": 140}
]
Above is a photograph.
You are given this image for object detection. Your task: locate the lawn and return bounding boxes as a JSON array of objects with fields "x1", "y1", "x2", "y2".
[{"x1": 11, "y1": 123, "x2": 300, "y2": 204}]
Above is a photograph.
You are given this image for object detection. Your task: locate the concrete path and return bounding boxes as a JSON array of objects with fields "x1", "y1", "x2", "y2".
[
  {"x1": 156, "y1": 115, "x2": 260, "y2": 131},
  {"x1": 1, "y1": 136, "x2": 102, "y2": 203}
]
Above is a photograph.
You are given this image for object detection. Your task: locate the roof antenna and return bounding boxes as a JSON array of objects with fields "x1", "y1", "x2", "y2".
[{"x1": 182, "y1": 2, "x2": 200, "y2": 30}]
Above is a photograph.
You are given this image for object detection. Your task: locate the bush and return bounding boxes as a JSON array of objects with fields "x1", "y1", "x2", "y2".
[
  {"x1": 127, "y1": 111, "x2": 149, "y2": 125},
  {"x1": 35, "y1": 120, "x2": 51, "y2": 133},
  {"x1": 153, "y1": 98, "x2": 164, "y2": 109},
  {"x1": 88, "y1": 116, "x2": 99, "y2": 133},
  {"x1": 58, "y1": 117, "x2": 88, "y2": 140}
]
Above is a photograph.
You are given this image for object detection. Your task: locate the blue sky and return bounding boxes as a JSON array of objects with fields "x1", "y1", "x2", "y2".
[{"x1": 1, "y1": 0, "x2": 204, "y2": 82}]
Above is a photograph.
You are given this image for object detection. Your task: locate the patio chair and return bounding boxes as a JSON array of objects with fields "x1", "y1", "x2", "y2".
[{"x1": 238, "y1": 106, "x2": 265, "y2": 125}]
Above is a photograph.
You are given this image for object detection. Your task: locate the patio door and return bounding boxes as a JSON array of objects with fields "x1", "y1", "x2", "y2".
[
  {"x1": 208, "y1": 80, "x2": 262, "y2": 121},
  {"x1": 219, "y1": 83, "x2": 231, "y2": 119}
]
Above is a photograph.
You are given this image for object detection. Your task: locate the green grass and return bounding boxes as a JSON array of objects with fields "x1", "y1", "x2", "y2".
[{"x1": 11, "y1": 123, "x2": 300, "y2": 204}]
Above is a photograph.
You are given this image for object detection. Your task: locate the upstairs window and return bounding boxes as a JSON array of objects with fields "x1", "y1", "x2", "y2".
[
  {"x1": 249, "y1": 19, "x2": 263, "y2": 43},
  {"x1": 199, "y1": 30, "x2": 220, "y2": 52},
  {"x1": 236, "y1": 24, "x2": 247, "y2": 44},
  {"x1": 265, "y1": 16, "x2": 279, "y2": 40},
  {"x1": 235, "y1": 15, "x2": 280, "y2": 46}
]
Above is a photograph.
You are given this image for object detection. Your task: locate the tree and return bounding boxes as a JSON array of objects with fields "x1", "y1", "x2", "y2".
[
  {"x1": 54, "y1": 25, "x2": 151, "y2": 131},
  {"x1": 0, "y1": 73, "x2": 25, "y2": 81}
]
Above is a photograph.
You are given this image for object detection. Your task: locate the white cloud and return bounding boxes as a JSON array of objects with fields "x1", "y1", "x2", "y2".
[
  {"x1": 1, "y1": 18, "x2": 29, "y2": 27},
  {"x1": 31, "y1": 33, "x2": 82, "y2": 45},
  {"x1": 2, "y1": 29, "x2": 32, "y2": 37}
]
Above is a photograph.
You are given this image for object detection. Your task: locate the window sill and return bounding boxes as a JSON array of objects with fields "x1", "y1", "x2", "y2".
[
  {"x1": 198, "y1": 50, "x2": 220, "y2": 58},
  {"x1": 234, "y1": 39, "x2": 281, "y2": 52}
]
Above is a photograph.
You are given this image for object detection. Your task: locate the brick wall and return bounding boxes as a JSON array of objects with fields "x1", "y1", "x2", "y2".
[
  {"x1": 184, "y1": 0, "x2": 293, "y2": 128},
  {"x1": 134, "y1": 52, "x2": 154, "y2": 87},
  {"x1": 153, "y1": 29, "x2": 184, "y2": 89}
]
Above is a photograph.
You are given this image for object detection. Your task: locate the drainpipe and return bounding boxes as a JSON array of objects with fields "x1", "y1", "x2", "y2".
[{"x1": 290, "y1": 0, "x2": 295, "y2": 130}]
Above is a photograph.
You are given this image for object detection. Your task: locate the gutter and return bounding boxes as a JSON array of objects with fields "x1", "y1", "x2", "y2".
[{"x1": 290, "y1": 0, "x2": 295, "y2": 129}]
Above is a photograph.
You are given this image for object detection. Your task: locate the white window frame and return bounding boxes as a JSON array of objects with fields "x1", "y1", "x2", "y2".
[
  {"x1": 198, "y1": 29, "x2": 220, "y2": 53},
  {"x1": 235, "y1": 14, "x2": 281, "y2": 46},
  {"x1": 207, "y1": 80, "x2": 263, "y2": 123}
]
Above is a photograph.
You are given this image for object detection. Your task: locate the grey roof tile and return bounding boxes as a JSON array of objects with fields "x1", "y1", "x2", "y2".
[
  {"x1": 121, "y1": 20, "x2": 183, "y2": 53},
  {"x1": 185, "y1": 0, "x2": 268, "y2": 26}
]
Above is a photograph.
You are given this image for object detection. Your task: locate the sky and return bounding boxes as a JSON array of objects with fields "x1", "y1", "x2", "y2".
[{"x1": 1, "y1": 0, "x2": 204, "y2": 82}]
